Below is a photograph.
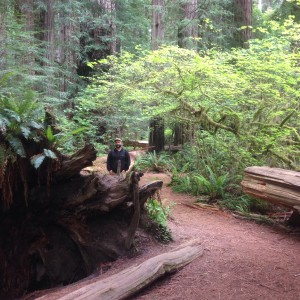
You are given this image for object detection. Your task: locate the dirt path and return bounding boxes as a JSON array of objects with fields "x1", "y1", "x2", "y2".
[{"x1": 131, "y1": 172, "x2": 300, "y2": 300}]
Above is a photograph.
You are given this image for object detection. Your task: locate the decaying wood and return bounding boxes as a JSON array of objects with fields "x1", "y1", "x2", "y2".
[
  {"x1": 139, "y1": 180, "x2": 163, "y2": 207},
  {"x1": 54, "y1": 144, "x2": 97, "y2": 181},
  {"x1": 241, "y1": 166, "x2": 300, "y2": 209},
  {"x1": 36, "y1": 239, "x2": 203, "y2": 300},
  {"x1": 241, "y1": 166, "x2": 300, "y2": 225},
  {"x1": 0, "y1": 140, "x2": 163, "y2": 300},
  {"x1": 125, "y1": 172, "x2": 140, "y2": 250}
]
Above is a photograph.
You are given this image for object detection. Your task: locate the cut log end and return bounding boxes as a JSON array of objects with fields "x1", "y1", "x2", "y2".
[{"x1": 242, "y1": 166, "x2": 300, "y2": 225}]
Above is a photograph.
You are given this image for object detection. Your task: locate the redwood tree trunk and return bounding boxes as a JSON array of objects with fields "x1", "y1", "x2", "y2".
[
  {"x1": 44, "y1": 0, "x2": 55, "y2": 65},
  {"x1": 149, "y1": 1, "x2": 165, "y2": 150},
  {"x1": 149, "y1": 117, "x2": 165, "y2": 152},
  {"x1": 98, "y1": 0, "x2": 117, "y2": 55},
  {"x1": 57, "y1": 7, "x2": 79, "y2": 108},
  {"x1": 178, "y1": 0, "x2": 198, "y2": 50},
  {"x1": 234, "y1": 0, "x2": 253, "y2": 48},
  {"x1": 151, "y1": 0, "x2": 165, "y2": 50}
]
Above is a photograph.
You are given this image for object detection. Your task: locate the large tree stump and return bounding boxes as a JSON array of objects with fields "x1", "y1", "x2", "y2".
[{"x1": 0, "y1": 141, "x2": 163, "y2": 300}]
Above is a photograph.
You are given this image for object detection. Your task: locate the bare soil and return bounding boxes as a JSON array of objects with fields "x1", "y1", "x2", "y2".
[{"x1": 25, "y1": 166, "x2": 300, "y2": 300}]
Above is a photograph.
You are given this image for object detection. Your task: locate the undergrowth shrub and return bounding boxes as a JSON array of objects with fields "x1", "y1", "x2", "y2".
[
  {"x1": 169, "y1": 133, "x2": 276, "y2": 213},
  {"x1": 171, "y1": 165, "x2": 229, "y2": 202},
  {"x1": 134, "y1": 151, "x2": 173, "y2": 172},
  {"x1": 220, "y1": 195, "x2": 271, "y2": 214},
  {"x1": 144, "y1": 197, "x2": 174, "y2": 243}
]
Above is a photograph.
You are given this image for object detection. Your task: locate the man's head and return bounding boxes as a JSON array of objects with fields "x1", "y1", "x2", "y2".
[{"x1": 114, "y1": 138, "x2": 122, "y2": 149}]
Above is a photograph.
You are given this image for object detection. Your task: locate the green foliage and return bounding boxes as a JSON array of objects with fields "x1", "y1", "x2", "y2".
[
  {"x1": 0, "y1": 86, "x2": 60, "y2": 172},
  {"x1": 145, "y1": 197, "x2": 174, "y2": 243},
  {"x1": 115, "y1": 0, "x2": 151, "y2": 52},
  {"x1": 221, "y1": 195, "x2": 271, "y2": 214},
  {"x1": 134, "y1": 151, "x2": 173, "y2": 172},
  {"x1": 0, "y1": 91, "x2": 43, "y2": 158},
  {"x1": 86, "y1": 23, "x2": 300, "y2": 168},
  {"x1": 146, "y1": 198, "x2": 169, "y2": 227},
  {"x1": 171, "y1": 174, "x2": 193, "y2": 194},
  {"x1": 171, "y1": 166, "x2": 228, "y2": 201},
  {"x1": 194, "y1": 167, "x2": 228, "y2": 201},
  {"x1": 76, "y1": 20, "x2": 300, "y2": 217}
]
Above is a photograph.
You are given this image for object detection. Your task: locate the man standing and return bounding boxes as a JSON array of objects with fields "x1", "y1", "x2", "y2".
[{"x1": 107, "y1": 138, "x2": 131, "y2": 175}]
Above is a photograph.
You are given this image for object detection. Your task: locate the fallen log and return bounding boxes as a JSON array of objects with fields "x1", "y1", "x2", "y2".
[
  {"x1": 241, "y1": 166, "x2": 300, "y2": 208},
  {"x1": 36, "y1": 239, "x2": 204, "y2": 300},
  {"x1": 241, "y1": 166, "x2": 300, "y2": 225}
]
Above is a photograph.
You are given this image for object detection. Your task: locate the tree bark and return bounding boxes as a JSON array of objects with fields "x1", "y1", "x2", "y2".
[
  {"x1": 125, "y1": 172, "x2": 140, "y2": 249},
  {"x1": 54, "y1": 144, "x2": 97, "y2": 181},
  {"x1": 44, "y1": 0, "x2": 55, "y2": 65},
  {"x1": 241, "y1": 166, "x2": 300, "y2": 209},
  {"x1": 152, "y1": 0, "x2": 165, "y2": 50},
  {"x1": 234, "y1": 0, "x2": 253, "y2": 48},
  {"x1": 178, "y1": 0, "x2": 198, "y2": 50},
  {"x1": 149, "y1": 117, "x2": 165, "y2": 153},
  {"x1": 56, "y1": 5, "x2": 79, "y2": 104},
  {"x1": 98, "y1": 0, "x2": 117, "y2": 55},
  {"x1": 36, "y1": 239, "x2": 204, "y2": 300}
]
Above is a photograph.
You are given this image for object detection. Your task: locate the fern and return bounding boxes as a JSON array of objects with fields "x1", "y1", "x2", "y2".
[
  {"x1": 135, "y1": 151, "x2": 173, "y2": 172},
  {"x1": 43, "y1": 149, "x2": 57, "y2": 159},
  {"x1": 191, "y1": 167, "x2": 228, "y2": 200},
  {"x1": 46, "y1": 126, "x2": 55, "y2": 143},
  {"x1": 30, "y1": 154, "x2": 46, "y2": 169},
  {"x1": 6, "y1": 136, "x2": 26, "y2": 158},
  {"x1": 20, "y1": 126, "x2": 31, "y2": 139}
]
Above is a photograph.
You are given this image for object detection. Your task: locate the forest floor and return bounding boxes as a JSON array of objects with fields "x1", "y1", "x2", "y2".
[{"x1": 27, "y1": 154, "x2": 300, "y2": 300}]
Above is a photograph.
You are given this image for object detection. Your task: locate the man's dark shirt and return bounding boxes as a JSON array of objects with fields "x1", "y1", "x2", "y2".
[{"x1": 107, "y1": 148, "x2": 131, "y2": 173}]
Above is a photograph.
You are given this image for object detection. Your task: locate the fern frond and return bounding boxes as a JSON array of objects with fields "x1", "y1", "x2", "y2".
[
  {"x1": 43, "y1": 149, "x2": 57, "y2": 159},
  {"x1": 30, "y1": 154, "x2": 46, "y2": 169},
  {"x1": 6, "y1": 135, "x2": 26, "y2": 158},
  {"x1": 20, "y1": 126, "x2": 31, "y2": 139}
]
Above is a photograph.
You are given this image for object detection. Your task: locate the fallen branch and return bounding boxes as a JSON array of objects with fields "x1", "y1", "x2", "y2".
[{"x1": 37, "y1": 239, "x2": 204, "y2": 300}]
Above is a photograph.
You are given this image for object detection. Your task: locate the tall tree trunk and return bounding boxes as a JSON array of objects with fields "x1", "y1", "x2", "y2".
[
  {"x1": 149, "y1": 117, "x2": 165, "y2": 152},
  {"x1": 178, "y1": 0, "x2": 198, "y2": 50},
  {"x1": 173, "y1": 123, "x2": 183, "y2": 146},
  {"x1": 16, "y1": 0, "x2": 34, "y2": 31},
  {"x1": 234, "y1": 0, "x2": 253, "y2": 48},
  {"x1": 98, "y1": 0, "x2": 117, "y2": 55},
  {"x1": 174, "y1": 1, "x2": 198, "y2": 147},
  {"x1": 0, "y1": 8, "x2": 6, "y2": 72},
  {"x1": 174, "y1": 122, "x2": 195, "y2": 146},
  {"x1": 15, "y1": 0, "x2": 35, "y2": 75},
  {"x1": 57, "y1": 7, "x2": 79, "y2": 108},
  {"x1": 44, "y1": 0, "x2": 55, "y2": 65},
  {"x1": 151, "y1": 0, "x2": 165, "y2": 50},
  {"x1": 149, "y1": 0, "x2": 165, "y2": 151},
  {"x1": 38, "y1": 0, "x2": 56, "y2": 98}
]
